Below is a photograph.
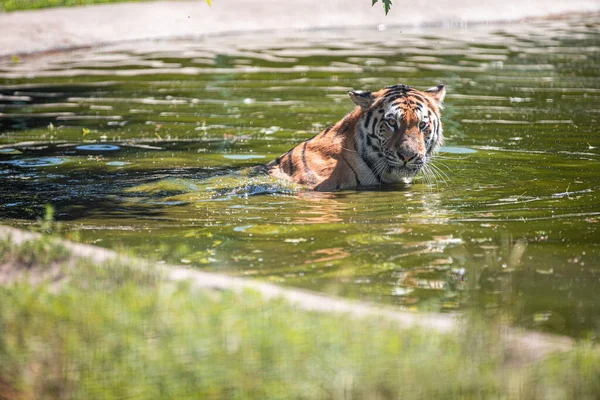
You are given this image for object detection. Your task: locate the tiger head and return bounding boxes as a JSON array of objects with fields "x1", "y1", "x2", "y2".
[{"x1": 349, "y1": 84, "x2": 445, "y2": 184}]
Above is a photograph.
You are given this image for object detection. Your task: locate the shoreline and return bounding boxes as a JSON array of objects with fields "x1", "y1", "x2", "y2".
[
  {"x1": 0, "y1": 225, "x2": 578, "y2": 362},
  {"x1": 1, "y1": 0, "x2": 599, "y2": 58}
]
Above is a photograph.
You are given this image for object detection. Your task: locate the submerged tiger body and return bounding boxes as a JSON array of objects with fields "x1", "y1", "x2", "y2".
[{"x1": 266, "y1": 83, "x2": 446, "y2": 191}]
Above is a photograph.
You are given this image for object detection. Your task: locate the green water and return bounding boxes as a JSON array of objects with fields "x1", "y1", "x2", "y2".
[{"x1": 1, "y1": 15, "x2": 599, "y2": 338}]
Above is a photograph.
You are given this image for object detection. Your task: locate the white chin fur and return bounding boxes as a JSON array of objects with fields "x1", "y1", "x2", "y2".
[{"x1": 382, "y1": 169, "x2": 416, "y2": 184}]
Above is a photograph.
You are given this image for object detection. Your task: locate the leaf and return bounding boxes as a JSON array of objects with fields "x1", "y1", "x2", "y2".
[
  {"x1": 383, "y1": 0, "x2": 392, "y2": 14},
  {"x1": 371, "y1": 0, "x2": 392, "y2": 15}
]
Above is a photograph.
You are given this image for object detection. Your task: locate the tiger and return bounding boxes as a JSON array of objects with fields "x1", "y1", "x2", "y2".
[{"x1": 265, "y1": 83, "x2": 446, "y2": 191}]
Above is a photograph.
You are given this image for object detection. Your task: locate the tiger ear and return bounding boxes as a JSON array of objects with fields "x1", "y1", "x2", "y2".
[
  {"x1": 348, "y1": 90, "x2": 374, "y2": 109},
  {"x1": 424, "y1": 84, "x2": 446, "y2": 105}
]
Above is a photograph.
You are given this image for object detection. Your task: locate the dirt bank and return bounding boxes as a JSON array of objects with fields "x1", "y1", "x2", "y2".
[{"x1": 0, "y1": 225, "x2": 578, "y2": 363}]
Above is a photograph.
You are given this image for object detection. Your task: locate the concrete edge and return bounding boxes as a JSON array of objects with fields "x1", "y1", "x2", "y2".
[
  {"x1": 1, "y1": 0, "x2": 599, "y2": 59},
  {"x1": 0, "y1": 12, "x2": 585, "y2": 60},
  {"x1": 3, "y1": 12, "x2": 599, "y2": 61},
  {"x1": 0, "y1": 225, "x2": 578, "y2": 362}
]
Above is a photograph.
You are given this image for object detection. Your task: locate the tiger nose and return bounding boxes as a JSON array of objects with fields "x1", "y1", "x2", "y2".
[{"x1": 398, "y1": 152, "x2": 423, "y2": 165}]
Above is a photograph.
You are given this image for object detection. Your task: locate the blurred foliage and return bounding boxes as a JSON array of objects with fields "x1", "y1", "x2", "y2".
[
  {"x1": 0, "y1": 234, "x2": 599, "y2": 399},
  {"x1": 1, "y1": 0, "x2": 393, "y2": 13},
  {"x1": 0, "y1": 0, "x2": 151, "y2": 11},
  {"x1": 0, "y1": 0, "x2": 209, "y2": 11},
  {"x1": 0, "y1": 236, "x2": 69, "y2": 266}
]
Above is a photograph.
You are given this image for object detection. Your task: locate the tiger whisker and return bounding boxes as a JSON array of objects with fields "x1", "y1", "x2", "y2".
[
  {"x1": 428, "y1": 162, "x2": 450, "y2": 183},
  {"x1": 431, "y1": 159, "x2": 452, "y2": 171},
  {"x1": 420, "y1": 166, "x2": 432, "y2": 187},
  {"x1": 419, "y1": 165, "x2": 436, "y2": 191},
  {"x1": 430, "y1": 170, "x2": 448, "y2": 187},
  {"x1": 372, "y1": 158, "x2": 389, "y2": 186},
  {"x1": 424, "y1": 164, "x2": 446, "y2": 187}
]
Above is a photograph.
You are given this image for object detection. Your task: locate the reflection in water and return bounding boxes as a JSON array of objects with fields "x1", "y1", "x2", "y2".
[
  {"x1": 305, "y1": 248, "x2": 350, "y2": 265},
  {"x1": 0, "y1": 157, "x2": 66, "y2": 167},
  {"x1": 0, "y1": 14, "x2": 599, "y2": 337},
  {"x1": 293, "y1": 191, "x2": 347, "y2": 224},
  {"x1": 459, "y1": 233, "x2": 600, "y2": 338},
  {"x1": 75, "y1": 144, "x2": 120, "y2": 151}
]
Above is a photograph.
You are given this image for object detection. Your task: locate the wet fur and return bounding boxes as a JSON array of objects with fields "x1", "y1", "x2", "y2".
[{"x1": 266, "y1": 84, "x2": 446, "y2": 191}]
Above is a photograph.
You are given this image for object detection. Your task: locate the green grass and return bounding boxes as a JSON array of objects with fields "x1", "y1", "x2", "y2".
[
  {"x1": 0, "y1": 235, "x2": 599, "y2": 399},
  {"x1": 0, "y1": 0, "x2": 159, "y2": 12}
]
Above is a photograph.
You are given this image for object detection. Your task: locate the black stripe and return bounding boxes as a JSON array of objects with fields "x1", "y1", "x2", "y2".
[
  {"x1": 384, "y1": 90, "x2": 406, "y2": 98},
  {"x1": 341, "y1": 153, "x2": 362, "y2": 187},
  {"x1": 364, "y1": 110, "x2": 373, "y2": 129},
  {"x1": 358, "y1": 122, "x2": 365, "y2": 144},
  {"x1": 385, "y1": 84, "x2": 409, "y2": 91},
  {"x1": 370, "y1": 133, "x2": 382, "y2": 147},
  {"x1": 301, "y1": 141, "x2": 315, "y2": 185},
  {"x1": 385, "y1": 95, "x2": 402, "y2": 102},
  {"x1": 287, "y1": 149, "x2": 295, "y2": 176},
  {"x1": 413, "y1": 94, "x2": 426, "y2": 103},
  {"x1": 384, "y1": 87, "x2": 408, "y2": 97},
  {"x1": 384, "y1": 88, "x2": 412, "y2": 99},
  {"x1": 323, "y1": 125, "x2": 333, "y2": 136},
  {"x1": 366, "y1": 135, "x2": 382, "y2": 152},
  {"x1": 357, "y1": 126, "x2": 382, "y2": 184},
  {"x1": 361, "y1": 155, "x2": 382, "y2": 185}
]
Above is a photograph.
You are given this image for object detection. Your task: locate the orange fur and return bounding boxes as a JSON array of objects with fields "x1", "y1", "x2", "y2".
[{"x1": 266, "y1": 84, "x2": 446, "y2": 191}]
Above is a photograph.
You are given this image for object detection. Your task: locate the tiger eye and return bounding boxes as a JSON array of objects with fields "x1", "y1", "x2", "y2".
[
  {"x1": 418, "y1": 121, "x2": 427, "y2": 130},
  {"x1": 386, "y1": 118, "x2": 397, "y2": 127}
]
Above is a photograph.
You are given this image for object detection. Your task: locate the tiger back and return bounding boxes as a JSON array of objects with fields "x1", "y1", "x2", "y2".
[{"x1": 266, "y1": 84, "x2": 446, "y2": 191}]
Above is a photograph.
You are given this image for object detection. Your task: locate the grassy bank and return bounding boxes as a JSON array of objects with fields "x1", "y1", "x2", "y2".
[
  {"x1": 0, "y1": 234, "x2": 599, "y2": 399},
  {"x1": 0, "y1": 0, "x2": 160, "y2": 12}
]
